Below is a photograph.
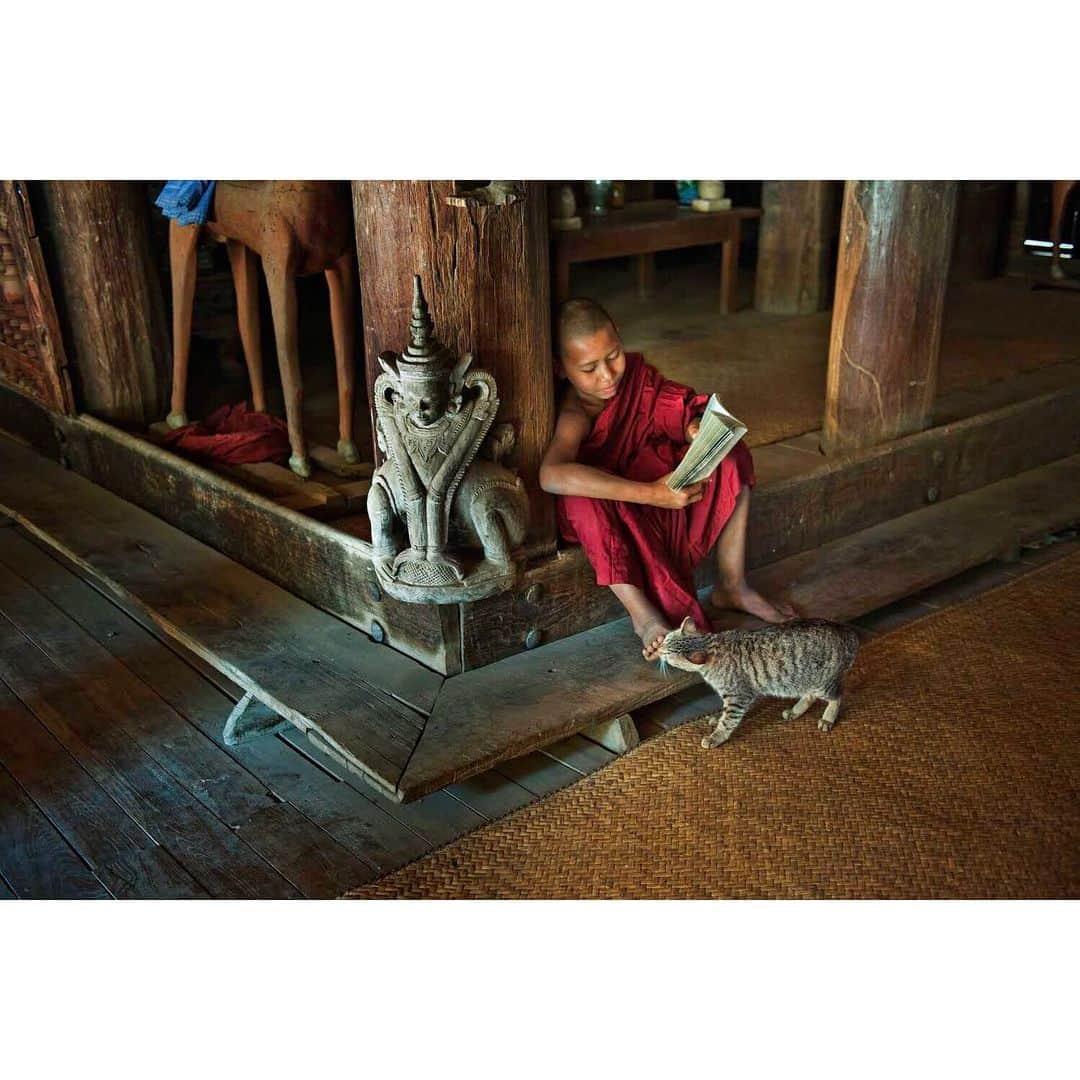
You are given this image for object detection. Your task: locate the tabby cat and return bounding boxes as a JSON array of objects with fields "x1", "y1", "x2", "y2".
[{"x1": 658, "y1": 616, "x2": 860, "y2": 749}]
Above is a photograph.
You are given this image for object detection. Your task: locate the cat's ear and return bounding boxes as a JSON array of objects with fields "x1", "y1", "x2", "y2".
[
  {"x1": 679, "y1": 616, "x2": 699, "y2": 635},
  {"x1": 687, "y1": 650, "x2": 709, "y2": 665}
]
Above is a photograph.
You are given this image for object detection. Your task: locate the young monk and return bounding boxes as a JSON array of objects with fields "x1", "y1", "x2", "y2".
[{"x1": 539, "y1": 298, "x2": 795, "y2": 661}]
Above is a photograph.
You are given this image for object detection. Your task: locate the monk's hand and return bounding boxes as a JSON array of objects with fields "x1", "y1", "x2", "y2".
[
  {"x1": 648, "y1": 475, "x2": 706, "y2": 509},
  {"x1": 685, "y1": 418, "x2": 701, "y2": 442}
]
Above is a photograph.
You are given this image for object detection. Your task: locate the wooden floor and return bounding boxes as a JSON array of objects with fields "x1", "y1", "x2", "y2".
[{"x1": 0, "y1": 513, "x2": 1075, "y2": 898}]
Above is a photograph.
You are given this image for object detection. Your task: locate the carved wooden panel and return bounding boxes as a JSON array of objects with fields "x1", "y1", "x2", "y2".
[{"x1": 0, "y1": 181, "x2": 73, "y2": 414}]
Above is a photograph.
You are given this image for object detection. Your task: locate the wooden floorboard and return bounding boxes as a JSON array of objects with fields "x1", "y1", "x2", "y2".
[
  {"x1": 0, "y1": 609, "x2": 301, "y2": 899},
  {"x1": 0, "y1": 434, "x2": 441, "y2": 797},
  {"x1": 444, "y1": 773, "x2": 537, "y2": 822},
  {"x1": 0, "y1": 678, "x2": 209, "y2": 898},
  {"x1": 0, "y1": 763, "x2": 112, "y2": 899},
  {"x1": 0, "y1": 533, "x2": 431, "y2": 879},
  {"x1": 540, "y1": 734, "x2": 618, "y2": 777},
  {"x1": 496, "y1": 751, "x2": 588, "y2": 799},
  {"x1": 0, "y1": 533, "x2": 375, "y2": 896}
]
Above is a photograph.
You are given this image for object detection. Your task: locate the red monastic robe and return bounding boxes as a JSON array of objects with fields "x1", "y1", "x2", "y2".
[{"x1": 556, "y1": 352, "x2": 755, "y2": 630}]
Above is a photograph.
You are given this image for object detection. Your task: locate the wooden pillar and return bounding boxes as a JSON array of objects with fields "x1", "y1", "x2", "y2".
[
  {"x1": 822, "y1": 181, "x2": 958, "y2": 456},
  {"x1": 351, "y1": 181, "x2": 556, "y2": 551},
  {"x1": 38, "y1": 182, "x2": 169, "y2": 427},
  {"x1": 754, "y1": 181, "x2": 837, "y2": 314}
]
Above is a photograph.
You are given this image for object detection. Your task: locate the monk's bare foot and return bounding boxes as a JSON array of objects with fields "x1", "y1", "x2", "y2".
[
  {"x1": 710, "y1": 581, "x2": 797, "y2": 624},
  {"x1": 639, "y1": 622, "x2": 672, "y2": 662}
]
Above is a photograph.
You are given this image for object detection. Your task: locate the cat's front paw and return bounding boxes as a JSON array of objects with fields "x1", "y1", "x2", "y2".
[
  {"x1": 817, "y1": 717, "x2": 835, "y2": 733},
  {"x1": 701, "y1": 729, "x2": 730, "y2": 750}
]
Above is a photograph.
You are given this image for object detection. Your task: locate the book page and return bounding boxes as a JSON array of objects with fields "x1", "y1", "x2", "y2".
[{"x1": 666, "y1": 395, "x2": 748, "y2": 491}]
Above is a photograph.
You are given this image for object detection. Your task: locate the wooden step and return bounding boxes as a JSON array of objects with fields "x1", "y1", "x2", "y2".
[
  {"x1": 396, "y1": 455, "x2": 1080, "y2": 800},
  {"x1": 0, "y1": 433, "x2": 443, "y2": 801}
]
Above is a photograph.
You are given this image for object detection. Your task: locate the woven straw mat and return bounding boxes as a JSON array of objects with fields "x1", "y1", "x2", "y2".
[{"x1": 346, "y1": 552, "x2": 1080, "y2": 899}]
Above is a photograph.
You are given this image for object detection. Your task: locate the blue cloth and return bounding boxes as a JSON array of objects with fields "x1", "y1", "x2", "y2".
[{"x1": 155, "y1": 181, "x2": 217, "y2": 225}]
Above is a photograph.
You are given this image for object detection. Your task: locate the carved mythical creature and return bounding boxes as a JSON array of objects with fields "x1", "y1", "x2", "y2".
[{"x1": 367, "y1": 276, "x2": 528, "y2": 603}]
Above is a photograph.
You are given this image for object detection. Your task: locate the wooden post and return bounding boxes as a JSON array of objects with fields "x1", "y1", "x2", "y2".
[
  {"x1": 38, "y1": 182, "x2": 170, "y2": 428},
  {"x1": 822, "y1": 181, "x2": 958, "y2": 456},
  {"x1": 351, "y1": 181, "x2": 556, "y2": 551},
  {"x1": 754, "y1": 181, "x2": 837, "y2": 314}
]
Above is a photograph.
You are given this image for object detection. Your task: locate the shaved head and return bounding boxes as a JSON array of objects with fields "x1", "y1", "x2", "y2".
[{"x1": 557, "y1": 298, "x2": 616, "y2": 359}]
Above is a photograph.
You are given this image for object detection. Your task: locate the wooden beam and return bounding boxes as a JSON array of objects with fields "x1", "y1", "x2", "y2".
[
  {"x1": 754, "y1": 181, "x2": 837, "y2": 314},
  {"x1": 53, "y1": 413, "x2": 458, "y2": 673},
  {"x1": 38, "y1": 182, "x2": 169, "y2": 427},
  {"x1": 351, "y1": 181, "x2": 557, "y2": 551},
  {"x1": 822, "y1": 181, "x2": 958, "y2": 455}
]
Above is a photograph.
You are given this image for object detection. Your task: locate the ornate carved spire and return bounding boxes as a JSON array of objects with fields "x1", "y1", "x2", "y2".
[{"x1": 404, "y1": 274, "x2": 440, "y2": 361}]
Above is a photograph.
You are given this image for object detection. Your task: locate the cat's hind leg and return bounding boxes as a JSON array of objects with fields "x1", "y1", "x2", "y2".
[
  {"x1": 781, "y1": 694, "x2": 814, "y2": 721},
  {"x1": 818, "y1": 697, "x2": 841, "y2": 733},
  {"x1": 816, "y1": 675, "x2": 845, "y2": 732},
  {"x1": 701, "y1": 694, "x2": 755, "y2": 749}
]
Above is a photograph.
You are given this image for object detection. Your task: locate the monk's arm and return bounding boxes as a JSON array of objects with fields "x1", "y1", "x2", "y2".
[{"x1": 540, "y1": 408, "x2": 702, "y2": 509}]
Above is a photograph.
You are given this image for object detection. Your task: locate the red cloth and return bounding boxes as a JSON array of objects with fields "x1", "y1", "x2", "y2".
[
  {"x1": 161, "y1": 401, "x2": 291, "y2": 466},
  {"x1": 556, "y1": 352, "x2": 755, "y2": 630}
]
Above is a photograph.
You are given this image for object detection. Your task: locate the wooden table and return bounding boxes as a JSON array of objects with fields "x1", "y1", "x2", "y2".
[{"x1": 552, "y1": 199, "x2": 761, "y2": 313}]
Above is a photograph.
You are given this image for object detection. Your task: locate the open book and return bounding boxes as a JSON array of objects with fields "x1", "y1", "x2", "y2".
[{"x1": 666, "y1": 395, "x2": 748, "y2": 491}]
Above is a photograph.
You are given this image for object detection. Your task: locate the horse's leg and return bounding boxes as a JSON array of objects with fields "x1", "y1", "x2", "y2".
[
  {"x1": 325, "y1": 252, "x2": 358, "y2": 462},
  {"x1": 262, "y1": 252, "x2": 309, "y2": 477},
  {"x1": 167, "y1": 220, "x2": 200, "y2": 428},
  {"x1": 1049, "y1": 180, "x2": 1076, "y2": 281},
  {"x1": 226, "y1": 239, "x2": 265, "y2": 412}
]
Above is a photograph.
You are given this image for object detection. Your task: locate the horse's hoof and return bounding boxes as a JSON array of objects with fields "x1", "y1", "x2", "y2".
[
  {"x1": 166, "y1": 410, "x2": 189, "y2": 429},
  {"x1": 337, "y1": 439, "x2": 359, "y2": 463},
  {"x1": 288, "y1": 454, "x2": 312, "y2": 479}
]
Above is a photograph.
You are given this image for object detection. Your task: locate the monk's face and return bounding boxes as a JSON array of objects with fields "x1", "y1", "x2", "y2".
[{"x1": 559, "y1": 322, "x2": 626, "y2": 405}]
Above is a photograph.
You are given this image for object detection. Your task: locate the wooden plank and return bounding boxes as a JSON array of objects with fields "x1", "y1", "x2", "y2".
[
  {"x1": 748, "y1": 455, "x2": 1080, "y2": 623},
  {"x1": 0, "y1": 530, "x2": 432, "y2": 877},
  {"x1": 232, "y1": 801, "x2": 378, "y2": 899},
  {"x1": 280, "y1": 725, "x2": 488, "y2": 847},
  {"x1": 0, "y1": 537, "x2": 376, "y2": 895},
  {"x1": 444, "y1": 772, "x2": 536, "y2": 822},
  {"x1": 0, "y1": 611, "x2": 302, "y2": 899},
  {"x1": 0, "y1": 432, "x2": 441, "y2": 797},
  {"x1": 0, "y1": 679, "x2": 208, "y2": 898},
  {"x1": 496, "y1": 751, "x2": 588, "y2": 799},
  {"x1": 405, "y1": 621, "x2": 696, "y2": 799},
  {"x1": 0, "y1": 540, "x2": 280, "y2": 825},
  {"x1": 541, "y1": 733, "x2": 618, "y2": 776},
  {"x1": 749, "y1": 384, "x2": 1080, "y2": 567},
  {"x1": 309, "y1": 444, "x2": 374, "y2": 478},
  {"x1": 400, "y1": 455, "x2": 1080, "y2": 800},
  {"x1": 0, "y1": 764, "x2": 112, "y2": 899},
  {"x1": 56, "y1": 412, "x2": 456, "y2": 673}
]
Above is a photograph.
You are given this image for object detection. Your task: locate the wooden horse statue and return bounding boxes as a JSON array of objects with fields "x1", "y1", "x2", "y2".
[
  {"x1": 1049, "y1": 181, "x2": 1078, "y2": 281},
  {"x1": 166, "y1": 181, "x2": 357, "y2": 477}
]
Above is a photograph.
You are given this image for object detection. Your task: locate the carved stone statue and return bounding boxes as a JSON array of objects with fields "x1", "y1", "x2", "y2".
[{"x1": 367, "y1": 276, "x2": 529, "y2": 603}]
